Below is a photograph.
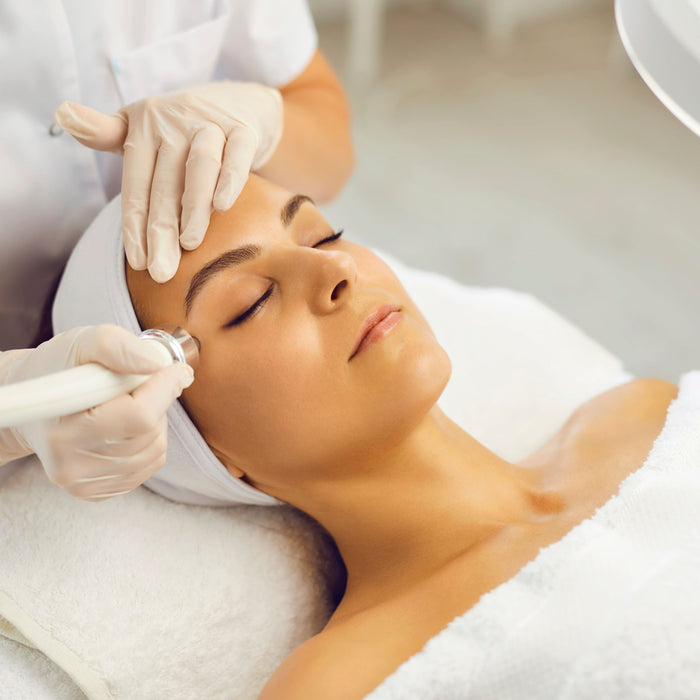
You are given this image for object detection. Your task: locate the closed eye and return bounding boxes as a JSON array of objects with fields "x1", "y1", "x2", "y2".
[
  {"x1": 313, "y1": 229, "x2": 344, "y2": 247},
  {"x1": 225, "y1": 284, "x2": 273, "y2": 327},
  {"x1": 225, "y1": 229, "x2": 344, "y2": 328}
]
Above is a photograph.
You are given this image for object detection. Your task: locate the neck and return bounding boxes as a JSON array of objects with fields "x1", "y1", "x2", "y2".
[{"x1": 275, "y1": 408, "x2": 562, "y2": 608}]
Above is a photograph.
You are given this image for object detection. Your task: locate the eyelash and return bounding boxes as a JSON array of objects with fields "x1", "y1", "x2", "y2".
[{"x1": 226, "y1": 229, "x2": 344, "y2": 327}]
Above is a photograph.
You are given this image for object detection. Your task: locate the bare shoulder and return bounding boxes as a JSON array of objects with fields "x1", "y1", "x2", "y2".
[
  {"x1": 258, "y1": 615, "x2": 407, "y2": 700},
  {"x1": 578, "y1": 377, "x2": 678, "y2": 426},
  {"x1": 603, "y1": 377, "x2": 678, "y2": 400},
  {"x1": 257, "y1": 627, "x2": 375, "y2": 700},
  {"x1": 555, "y1": 377, "x2": 679, "y2": 471},
  {"x1": 257, "y1": 633, "x2": 330, "y2": 700}
]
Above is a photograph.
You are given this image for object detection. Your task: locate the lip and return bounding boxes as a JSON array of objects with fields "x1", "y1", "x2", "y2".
[{"x1": 349, "y1": 303, "x2": 402, "y2": 361}]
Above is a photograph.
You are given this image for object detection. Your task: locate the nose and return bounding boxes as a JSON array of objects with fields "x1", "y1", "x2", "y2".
[{"x1": 307, "y1": 249, "x2": 357, "y2": 314}]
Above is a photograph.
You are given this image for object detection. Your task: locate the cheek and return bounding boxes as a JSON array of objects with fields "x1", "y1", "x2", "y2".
[
  {"x1": 183, "y1": 325, "x2": 338, "y2": 471},
  {"x1": 354, "y1": 248, "x2": 434, "y2": 332},
  {"x1": 252, "y1": 319, "x2": 450, "y2": 473},
  {"x1": 349, "y1": 317, "x2": 452, "y2": 445}
]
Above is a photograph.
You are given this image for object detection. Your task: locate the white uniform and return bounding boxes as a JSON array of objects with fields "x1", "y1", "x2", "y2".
[{"x1": 0, "y1": 0, "x2": 317, "y2": 350}]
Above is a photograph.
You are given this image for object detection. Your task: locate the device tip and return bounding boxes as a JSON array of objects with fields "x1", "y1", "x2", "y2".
[{"x1": 139, "y1": 326, "x2": 200, "y2": 371}]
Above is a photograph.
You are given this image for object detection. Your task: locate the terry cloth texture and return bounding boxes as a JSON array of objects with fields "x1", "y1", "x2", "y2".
[
  {"x1": 0, "y1": 461, "x2": 341, "y2": 700},
  {"x1": 367, "y1": 370, "x2": 700, "y2": 700}
]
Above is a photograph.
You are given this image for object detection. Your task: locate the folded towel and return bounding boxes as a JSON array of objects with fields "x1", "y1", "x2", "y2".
[
  {"x1": 0, "y1": 246, "x2": 631, "y2": 699},
  {"x1": 0, "y1": 634, "x2": 83, "y2": 700},
  {"x1": 0, "y1": 459, "x2": 340, "y2": 699},
  {"x1": 366, "y1": 370, "x2": 700, "y2": 700}
]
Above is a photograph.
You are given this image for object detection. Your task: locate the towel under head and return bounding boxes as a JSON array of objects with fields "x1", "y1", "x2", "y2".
[{"x1": 52, "y1": 195, "x2": 281, "y2": 507}]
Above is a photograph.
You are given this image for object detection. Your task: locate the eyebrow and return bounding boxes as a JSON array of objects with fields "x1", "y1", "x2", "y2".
[
  {"x1": 184, "y1": 193, "x2": 313, "y2": 316},
  {"x1": 281, "y1": 194, "x2": 314, "y2": 227},
  {"x1": 185, "y1": 246, "x2": 260, "y2": 315}
]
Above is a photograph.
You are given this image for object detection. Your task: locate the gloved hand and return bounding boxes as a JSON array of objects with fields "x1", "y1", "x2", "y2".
[
  {"x1": 0, "y1": 325, "x2": 193, "y2": 501},
  {"x1": 54, "y1": 81, "x2": 284, "y2": 282}
]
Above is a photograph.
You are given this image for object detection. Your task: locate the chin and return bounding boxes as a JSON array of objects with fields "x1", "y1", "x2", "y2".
[
  {"x1": 406, "y1": 341, "x2": 452, "y2": 406},
  {"x1": 367, "y1": 335, "x2": 452, "y2": 438},
  {"x1": 396, "y1": 316, "x2": 451, "y2": 390}
]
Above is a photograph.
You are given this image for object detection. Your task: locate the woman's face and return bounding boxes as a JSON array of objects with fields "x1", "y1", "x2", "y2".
[{"x1": 127, "y1": 175, "x2": 451, "y2": 499}]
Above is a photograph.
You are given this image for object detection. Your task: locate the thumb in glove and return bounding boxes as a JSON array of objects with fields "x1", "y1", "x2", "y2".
[{"x1": 54, "y1": 101, "x2": 128, "y2": 154}]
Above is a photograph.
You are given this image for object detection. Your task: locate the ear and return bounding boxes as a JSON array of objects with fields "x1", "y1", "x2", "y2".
[{"x1": 209, "y1": 444, "x2": 246, "y2": 479}]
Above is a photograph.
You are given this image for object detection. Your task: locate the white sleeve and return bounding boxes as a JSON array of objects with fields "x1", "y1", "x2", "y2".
[{"x1": 216, "y1": 0, "x2": 318, "y2": 87}]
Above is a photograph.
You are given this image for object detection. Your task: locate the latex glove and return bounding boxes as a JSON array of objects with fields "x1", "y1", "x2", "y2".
[
  {"x1": 0, "y1": 326, "x2": 193, "y2": 501},
  {"x1": 54, "y1": 82, "x2": 283, "y2": 282}
]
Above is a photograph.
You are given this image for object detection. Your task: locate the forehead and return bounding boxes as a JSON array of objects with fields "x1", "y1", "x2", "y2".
[{"x1": 126, "y1": 175, "x2": 293, "y2": 328}]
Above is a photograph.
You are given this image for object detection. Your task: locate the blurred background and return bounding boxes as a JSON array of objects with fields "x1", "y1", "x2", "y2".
[{"x1": 307, "y1": 0, "x2": 700, "y2": 381}]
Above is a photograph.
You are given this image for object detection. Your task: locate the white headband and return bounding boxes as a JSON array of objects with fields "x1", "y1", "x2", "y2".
[{"x1": 52, "y1": 196, "x2": 282, "y2": 507}]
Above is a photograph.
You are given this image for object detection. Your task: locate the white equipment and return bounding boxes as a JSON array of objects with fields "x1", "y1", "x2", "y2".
[
  {"x1": 616, "y1": 0, "x2": 700, "y2": 137},
  {"x1": 0, "y1": 326, "x2": 198, "y2": 429}
]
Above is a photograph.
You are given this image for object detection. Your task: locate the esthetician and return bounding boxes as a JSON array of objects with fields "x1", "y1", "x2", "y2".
[{"x1": 0, "y1": 0, "x2": 354, "y2": 499}]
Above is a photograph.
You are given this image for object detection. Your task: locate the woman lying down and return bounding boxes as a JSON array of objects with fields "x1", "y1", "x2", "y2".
[{"x1": 55, "y1": 173, "x2": 700, "y2": 699}]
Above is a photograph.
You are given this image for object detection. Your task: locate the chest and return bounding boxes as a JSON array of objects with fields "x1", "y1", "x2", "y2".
[{"x1": 325, "y1": 379, "x2": 680, "y2": 697}]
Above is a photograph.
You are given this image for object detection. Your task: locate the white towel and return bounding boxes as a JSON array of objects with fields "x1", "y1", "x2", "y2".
[
  {"x1": 0, "y1": 634, "x2": 84, "y2": 700},
  {"x1": 1, "y1": 247, "x2": 631, "y2": 698},
  {"x1": 366, "y1": 370, "x2": 700, "y2": 700},
  {"x1": 0, "y1": 459, "x2": 340, "y2": 699}
]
